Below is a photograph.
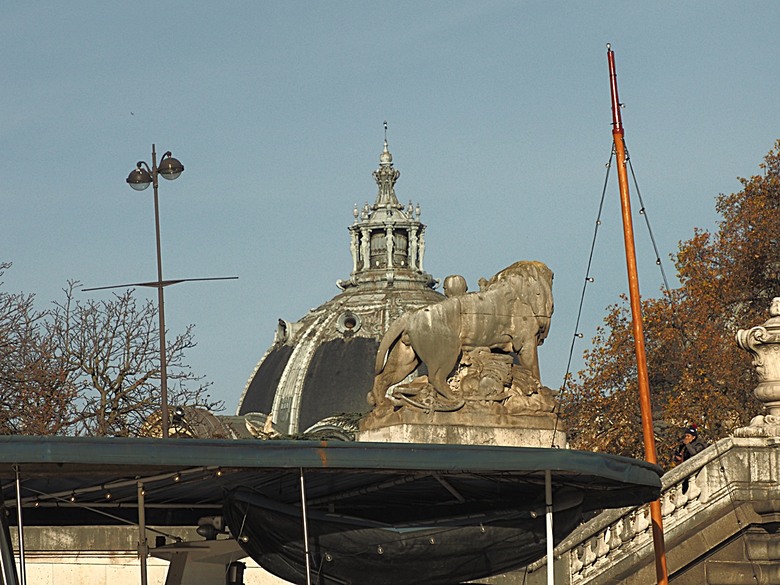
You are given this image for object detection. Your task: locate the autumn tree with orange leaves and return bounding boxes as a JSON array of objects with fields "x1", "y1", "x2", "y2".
[{"x1": 562, "y1": 141, "x2": 780, "y2": 468}]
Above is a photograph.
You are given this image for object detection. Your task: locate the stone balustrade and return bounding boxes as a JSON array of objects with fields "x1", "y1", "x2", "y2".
[
  {"x1": 547, "y1": 446, "x2": 713, "y2": 583},
  {"x1": 520, "y1": 434, "x2": 780, "y2": 584}
]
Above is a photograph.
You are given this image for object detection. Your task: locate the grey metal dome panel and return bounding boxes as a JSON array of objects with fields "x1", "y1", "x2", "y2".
[
  {"x1": 298, "y1": 337, "x2": 379, "y2": 432},
  {"x1": 238, "y1": 345, "x2": 293, "y2": 416}
]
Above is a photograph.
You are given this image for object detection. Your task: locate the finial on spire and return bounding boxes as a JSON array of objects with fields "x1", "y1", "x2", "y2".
[{"x1": 379, "y1": 121, "x2": 393, "y2": 166}]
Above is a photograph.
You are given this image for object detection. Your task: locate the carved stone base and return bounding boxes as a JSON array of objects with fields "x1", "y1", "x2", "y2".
[
  {"x1": 732, "y1": 414, "x2": 780, "y2": 438},
  {"x1": 356, "y1": 412, "x2": 567, "y2": 448}
]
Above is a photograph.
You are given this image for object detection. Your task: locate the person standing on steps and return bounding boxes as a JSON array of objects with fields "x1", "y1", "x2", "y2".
[{"x1": 673, "y1": 424, "x2": 705, "y2": 464}]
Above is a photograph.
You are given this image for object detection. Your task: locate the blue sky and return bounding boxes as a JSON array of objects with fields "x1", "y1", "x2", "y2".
[{"x1": 3, "y1": 2, "x2": 779, "y2": 412}]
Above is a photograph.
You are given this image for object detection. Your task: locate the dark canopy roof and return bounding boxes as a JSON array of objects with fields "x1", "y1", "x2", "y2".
[{"x1": 0, "y1": 436, "x2": 662, "y2": 528}]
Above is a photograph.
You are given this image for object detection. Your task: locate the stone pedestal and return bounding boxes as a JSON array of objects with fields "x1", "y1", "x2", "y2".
[{"x1": 357, "y1": 412, "x2": 567, "y2": 448}]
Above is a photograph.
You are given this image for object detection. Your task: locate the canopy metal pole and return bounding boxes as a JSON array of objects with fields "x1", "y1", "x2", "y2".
[
  {"x1": 137, "y1": 482, "x2": 148, "y2": 585},
  {"x1": 299, "y1": 468, "x2": 313, "y2": 585},
  {"x1": 12, "y1": 468, "x2": 25, "y2": 585},
  {"x1": 545, "y1": 469, "x2": 554, "y2": 585},
  {"x1": 0, "y1": 489, "x2": 20, "y2": 585}
]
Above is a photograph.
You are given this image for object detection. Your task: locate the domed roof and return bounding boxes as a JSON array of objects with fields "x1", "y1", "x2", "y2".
[{"x1": 237, "y1": 134, "x2": 445, "y2": 436}]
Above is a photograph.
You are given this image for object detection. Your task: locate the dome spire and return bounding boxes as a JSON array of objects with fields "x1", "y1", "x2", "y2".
[
  {"x1": 338, "y1": 124, "x2": 436, "y2": 291},
  {"x1": 374, "y1": 121, "x2": 402, "y2": 209},
  {"x1": 380, "y1": 120, "x2": 392, "y2": 165}
]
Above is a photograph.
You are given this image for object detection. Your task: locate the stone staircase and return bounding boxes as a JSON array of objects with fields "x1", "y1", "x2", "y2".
[{"x1": 489, "y1": 434, "x2": 780, "y2": 584}]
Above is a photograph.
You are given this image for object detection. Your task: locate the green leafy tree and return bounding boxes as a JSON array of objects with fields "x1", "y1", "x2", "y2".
[{"x1": 562, "y1": 142, "x2": 780, "y2": 467}]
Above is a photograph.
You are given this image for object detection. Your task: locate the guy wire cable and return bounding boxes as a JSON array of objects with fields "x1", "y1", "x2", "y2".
[
  {"x1": 625, "y1": 146, "x2": 687, "y2": 341},
  {"x1": 625, "y1": 147, "x2": 671, "y2": 292},
  {"x1": 551, "y1": 147, "x2": 614, "y2": 447},
  {"x1": 554, "y1": 144, "x2": 677, "y2": 448}
]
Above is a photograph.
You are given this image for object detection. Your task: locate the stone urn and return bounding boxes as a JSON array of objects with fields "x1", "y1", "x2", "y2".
[{"x1": 736, "y1": 298, "x2": 780, "y2": 431}]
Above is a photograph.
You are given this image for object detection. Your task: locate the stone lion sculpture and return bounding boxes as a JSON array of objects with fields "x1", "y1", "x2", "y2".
[{"x1": 368, "y1": 260, "x2": 554, "y2": 409}]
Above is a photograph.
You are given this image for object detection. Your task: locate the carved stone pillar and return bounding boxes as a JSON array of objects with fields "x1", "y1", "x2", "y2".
[
  {"x1": 408, "y1": 228, "x2": 418, "y2": 270},
  {"x1": 735, "y1": 298, "x2": 780, "y2": 436},
  {"x1": 349, "y1": 228, "x2": 359, "y2": 274},
  {"x1": 418, "y1": 228, "x2": 426, "y2": 272},
  {"x1": 385, "y1": 226, "x2": 394, "y2": 268},
  {"x1": 360, "y1": 228, "x2": 370, "y2": 270}
]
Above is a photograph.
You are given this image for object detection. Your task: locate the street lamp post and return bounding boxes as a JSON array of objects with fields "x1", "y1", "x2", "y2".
[{"x1": 126, "y1": 144, "x2": 184, "y2": 439}]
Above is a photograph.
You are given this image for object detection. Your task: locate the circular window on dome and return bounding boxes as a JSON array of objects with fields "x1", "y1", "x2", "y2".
[{"x1": 336, "y1": 312, "x2": 361, "y2": 335}]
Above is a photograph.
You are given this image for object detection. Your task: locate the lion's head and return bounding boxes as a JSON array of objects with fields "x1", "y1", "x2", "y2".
[{"x1": 484, "y1": 261, "x2": 554, "y2": 319}]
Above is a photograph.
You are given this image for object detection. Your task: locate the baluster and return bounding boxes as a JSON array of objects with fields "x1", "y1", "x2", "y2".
[
  {"x1": 609, "y1": 521, "x2": 623, "y2": 550},
  {"x1": 700, "y1": 464, "x2": 710, "y2": 503},
  {"x1": 595, "y1": 528, "x2": 611, "y2": 558},
  {"x1": 582, "y1": 539, "x2": 597, "y2": 567},
  {"x1": 570, "y1": 546, "x2": 584, "y2": 573},
  {"x1": 674, "y1": 482, "x2": 689, "y2": 509},
  {"x1": 619, "y1": 515, "x2": 634, "y2": 544},
  {"x1": 633, "y1": 506, "x2": 650, "y2": 533},
  {"x1": 661, "y1": 490, "x2": 676, "y2": 516}
]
